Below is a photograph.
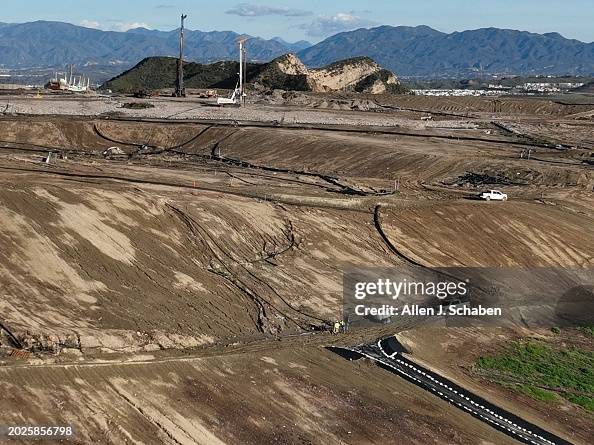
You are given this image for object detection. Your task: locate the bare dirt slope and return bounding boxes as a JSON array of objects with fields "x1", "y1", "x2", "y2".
[
  {"x1": 0, "y1": 174, "x2": 396, "y2": 351},
  {"x1": 0, "y1": 95, "x2": 592, "y2": 444},
  {"x1": 379, "y1": 201, "x2": 594, "y2": 267},
  {"x1": 0, "y1": 347, "x2": 518, "y2": 445},
  {"x1": 1, "y1": 116, "x2": 592, "y2": 191}
]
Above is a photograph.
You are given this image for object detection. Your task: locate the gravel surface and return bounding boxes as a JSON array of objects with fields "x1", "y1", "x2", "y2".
[{"x1": 4, "y1": 96, "x2": 474, "y2": 129}]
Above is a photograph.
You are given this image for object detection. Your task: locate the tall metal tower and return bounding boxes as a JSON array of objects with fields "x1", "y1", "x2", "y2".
[
  {"x1": 174, "y1": 14, "x2": 188, "y2": 97},
  {"x1": 237, "y1": 37, "x2": 248, "y2": 106},
  {"x1": 216, "y1": 37, "x2": 249, "y2": 106}
]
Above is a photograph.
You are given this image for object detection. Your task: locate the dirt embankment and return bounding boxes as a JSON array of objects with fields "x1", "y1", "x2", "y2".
[
  {"x1": 379, "y1": 201, "x2": 594, "y2": 267},
  {"x1": 383, "y1": 95, "x2": 594, "y2": 116},
  {"x1": 1, "y1": 117, "x2": 591, "y2": 191},
  {"x1": 375, "y1": 200, "x2": 594, "y2": 444},
  {"x1": 0, "y1": 346, "x2": 519, "y2": 445},
  {"x1": 0, "y1": 177, "x2": 397, "y2": 353}
]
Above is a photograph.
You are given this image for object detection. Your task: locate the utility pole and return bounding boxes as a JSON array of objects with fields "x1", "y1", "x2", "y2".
[
  {"x1": 243, "y1": 39, "x2": 247, "y2": 105},
  {"x1": 174, "y1": 14, "x2": 188, "y2": 98},
  {"x1": 237, "y1": 37, "x2": 248, "y2": 106}
]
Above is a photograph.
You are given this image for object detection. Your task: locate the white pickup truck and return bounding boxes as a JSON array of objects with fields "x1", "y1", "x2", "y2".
[{"x1": 479, "y1": 190, "x2": 508, "y2": 201}]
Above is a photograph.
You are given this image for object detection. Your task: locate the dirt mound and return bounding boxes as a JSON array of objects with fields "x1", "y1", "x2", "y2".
[
  {"x1": 256, "y1": 90, "x2": 385, "y2": 111},
  {"x1": 0, "y1": 112, "x2": 592, "y2": 444},
  {"x1": 1, "y1": 117, "x2": 592, "y2": 349}
]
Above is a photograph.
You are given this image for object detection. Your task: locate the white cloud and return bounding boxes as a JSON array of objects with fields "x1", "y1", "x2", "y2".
[
  {"x1": 226, "y1": 3, "x2": 312, "y2": 17},
  {"x1": 80, "y1": 20, "x2": 150, "y2": 32},
  {"x1": 112, "y1": 22, "x2": 151, "y2": 32},
  {"x1": 80, "y1": 20, "x2": 102, "y2": 29},
  {"x1": 300, "y1": 12, "x2": 377, "y2": 37}
]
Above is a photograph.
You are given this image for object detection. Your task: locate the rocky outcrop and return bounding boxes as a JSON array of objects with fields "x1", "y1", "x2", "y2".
[
  {"x1": 103, "y1": 53, "x2": 403, "y2": 95},
  {"x1": 255, "y1": 54, "x2": 401, "y2": 94},
  {"x1": 308, "y1": 57, "x2": 399, "y2": 94},
  {"x1": 251, "y1": 53, "x2": 311, "y2": 92},
  {"x1": 273, "y1": 53, "x2": 309, "y2": 76}
]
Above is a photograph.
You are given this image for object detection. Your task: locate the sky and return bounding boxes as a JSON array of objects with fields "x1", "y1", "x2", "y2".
[{"x1": 3, "y1": 0, "x2": 594, "y2": 43}]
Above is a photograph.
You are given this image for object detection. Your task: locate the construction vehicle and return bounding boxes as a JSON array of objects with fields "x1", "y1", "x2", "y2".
[
  {"x1": 217, "y1": 82, "x2": 241, "y2": 106},
  {"x1": 217, "y1": 37, "x2": 248, "y2": 106}
]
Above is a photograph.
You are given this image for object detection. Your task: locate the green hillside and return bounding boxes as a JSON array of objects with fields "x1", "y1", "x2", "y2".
[
  {"x1": 102, "y1": 54, "x2": 404, "y2": 95},
  {"x1": 103, "y1": 57, "x2": 265, "y2": 93}
]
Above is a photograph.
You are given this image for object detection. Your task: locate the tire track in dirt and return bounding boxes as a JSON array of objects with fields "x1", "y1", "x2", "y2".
[
  {"x1": 166, "y1": 204, "x2": 329, "y2": 334},
  {"x1": 373, "y1": 204, "x2": 496, "y2": 300},
  {"x1": 166, "y1": 203, "x2": 284, "y2": 333},
  {"x1": 93, "y1": 123, "x2": 216, "y2": 152},
  {"x1": 103, "y1": 115, "x2": 565, "y2": 150},
  {"x1": 109, "y1": 383, "x2": 185, "y2": 445},
  {"x1": 0, "y1": 165, "x2": 374, "y2": 213},
  {"x1": 373, "y1": 204, "x2": 426, "y2": 268},
  {"x1": 0, "y1": 321, "x2": 23, "y2": 349}
]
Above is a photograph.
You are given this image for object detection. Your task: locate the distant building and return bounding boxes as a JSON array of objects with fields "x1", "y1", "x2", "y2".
[
  {"x1": 411, "y1": 89, "x2": 502, "y2": 97},
  {"x1": 45, "y1": 67, "x2": 90, "y2": 92}
]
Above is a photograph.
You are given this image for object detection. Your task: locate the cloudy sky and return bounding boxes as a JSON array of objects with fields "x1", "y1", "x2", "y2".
[{"x1": 5, "y1": 0, "x2": 594, "y2": 43}]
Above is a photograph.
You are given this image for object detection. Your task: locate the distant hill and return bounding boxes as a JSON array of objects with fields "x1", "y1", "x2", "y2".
[
  {"x1": 102, "y1": 54, "x2": 404, "y2": 95},
  {"x1": 271, "y1": 37, "x2": 311, "y2": 53},
  {"x1": 0, "y1": 21, "x2": 311, "y2": 68},
  {"x1": 297, "y1": 25, "x2": 594, "y2": 77},
  {"x1": 103, "y1": 57, "x2": 247, "y2": 92}
]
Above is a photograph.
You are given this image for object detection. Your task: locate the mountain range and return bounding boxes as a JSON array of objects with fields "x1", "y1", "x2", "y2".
[
  {"x1": 299, "y1": 25, "x2": 594, "y2": 77},
  {"x1": 0, "y1": 21, "x2": 310, "y2": 68},
  {"x1": 1, "y1": 21, "x2": 594, "y2": 78}
]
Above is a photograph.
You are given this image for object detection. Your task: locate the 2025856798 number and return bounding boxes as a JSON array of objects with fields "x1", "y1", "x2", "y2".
[{"x1": 3, "y1": 425, "x2": 74, "y2": 438}]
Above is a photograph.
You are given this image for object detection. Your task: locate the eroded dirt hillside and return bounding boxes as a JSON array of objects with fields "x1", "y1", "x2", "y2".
[{"x1": 0, "y1": 105, "x2": 592, "y2": 444}]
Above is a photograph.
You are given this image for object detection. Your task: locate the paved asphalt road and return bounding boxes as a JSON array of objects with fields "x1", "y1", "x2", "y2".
[{"x1": 331, "y1": 339, "x2": 573, "y2": 445}]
